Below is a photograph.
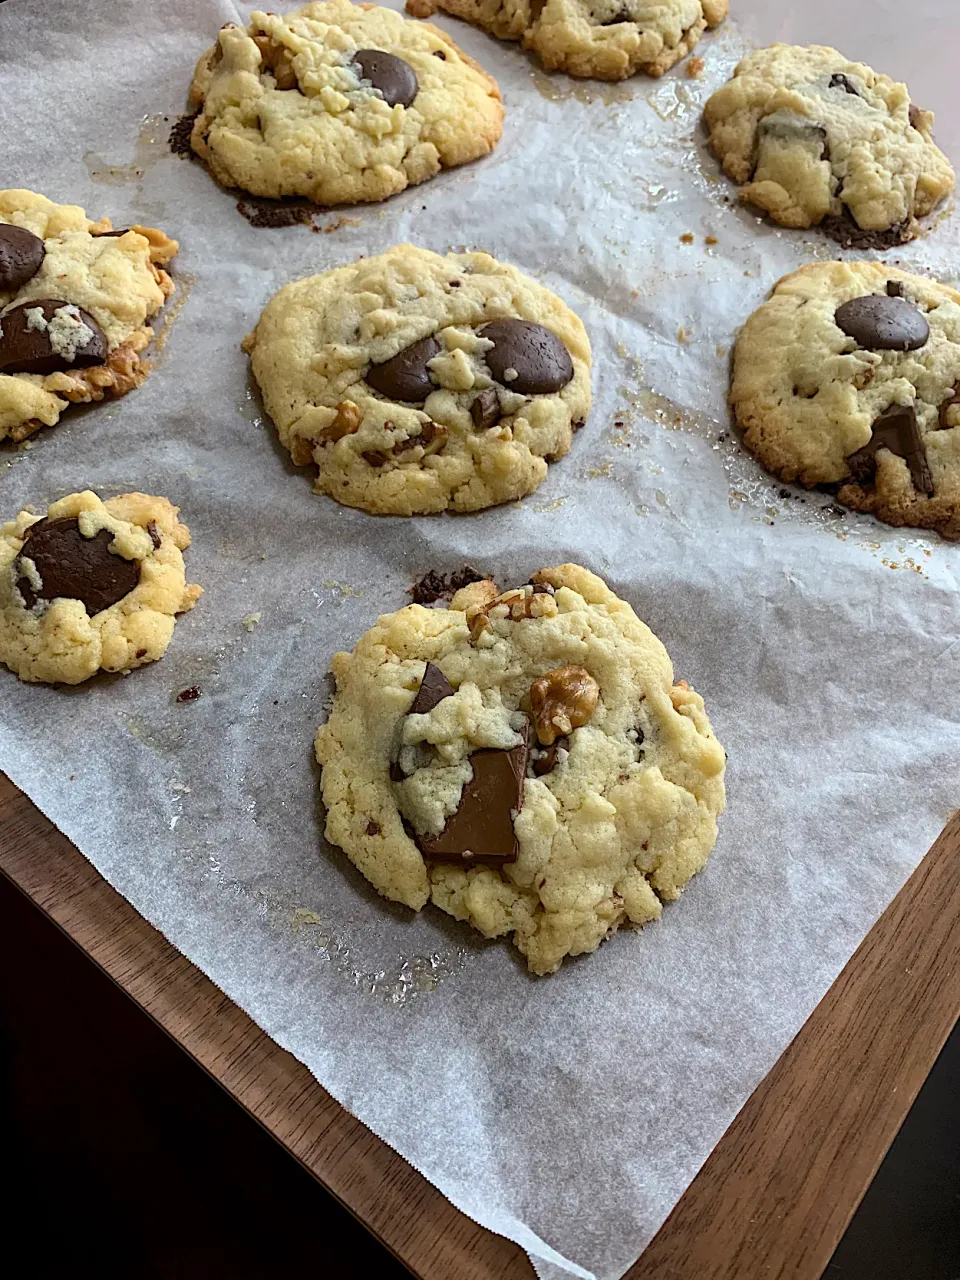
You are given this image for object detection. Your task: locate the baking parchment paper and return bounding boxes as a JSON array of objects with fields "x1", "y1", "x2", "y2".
[{"x1": 2, "y1": 1, "x2": 960, "y2": 1276}]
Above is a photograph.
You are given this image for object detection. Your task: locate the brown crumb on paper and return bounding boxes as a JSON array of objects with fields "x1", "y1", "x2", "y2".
[
  {"x1": 406, "y1": 0, "x2": 437, "y2": 14},
  {"x1": 410, "y1": 567, "x2": 485, "y2": 605},
  {"x1": 685, "y1": 57, "x2": 705, "y2": 79},
  {"x1": 705, "y1": 235, "x2": 718, "y2": 245},
  {"x1": 680, "y1": 232, "x2": 695, "y2": 244}
]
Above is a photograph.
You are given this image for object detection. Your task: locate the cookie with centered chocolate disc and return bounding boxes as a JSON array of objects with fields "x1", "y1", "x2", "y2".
[
  {"x1": 732, "y1": 262, "x2": 960, "y2": 540},
  {"x1": 243, "y1": 245, "x2": 591, "y2": 515},
  {"x1": 315, "y1": 564, "x2": 726, "y2": 974},
  {"x1": 188, "y1": 0, "x2": 503, "y2": 206}
]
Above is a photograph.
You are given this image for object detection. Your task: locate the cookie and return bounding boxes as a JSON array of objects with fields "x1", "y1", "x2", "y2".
[
  {"x1": 315, "y1": 564, "x2": 726, "y2": 974},
  {"x1": 408, "y1": 0, "x2": 728, "y2": 81},
  {"x1": 242, "y1": 244, "x2": 591, "y2": 515},
  {"x1": 188, "y1": 0, "x2": 503, "y2": 206},
  {"x1": 703, "y1": 45, "x2": 955, "y2": 244},
  {"x1": 0, "y1": 491, "x2": 201, "y2": 684},
  {"x1": 0, "y1": 191, "x2": 178, "y2": 444},
  {"x1": 732, "y1": 262, "x2": 960, "y2": 540}
]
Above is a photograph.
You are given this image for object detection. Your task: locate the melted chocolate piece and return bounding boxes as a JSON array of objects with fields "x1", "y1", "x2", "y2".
[
  {"x1": 352, "y1": 49, "x2": 418, "y2": 109},
  {"x1": 0, "y1": 298, "x2": 107, "y2": 375},
  {"x1": 410, "y1": 662, "x2": 454, "y2": 715},
  {"x1": 846, "y1": 403, "x2": 933, "y2": 495},
  {"x1": 0, "y1": 225, "x2": 45, "y2": 291},
  {"x1": 16, "y1": 517, "x2": 139, "y2": 615},
  {"x1": 147, "y1": 520, "x2": 162, "y2": 550},
  {"x1": 409, "y1": 566, "x2": 484, "y2": 605},
  {"x1": 366, "y1": 335, "x2": 440, "y2": 402},
  {"x1": 470, "y1": 388, "x2": 501, "y2": 430},
  {"x1": 533, "y1": 733, "x2": 568, "y2": 776},
  {"x1": 94, "y1": 228, "x2": 130, "y2": 238},
  {"x1": 176, "y1": 685, "x2": 202, "y2": 703},
  {"x1": 418, "y1": 723, "x2": 530, "y2": 865},
  {"x1": 834, "y1": 295, "x2": 929, "y2": 352},
  {"x1": 886, "y1": 280, "x2": 905, "y2": 298},
  {"x1": 481, "y1": 319, "x2": 574, "y2": 396},
  {"x1": 828, "y1": 72, "x2": 859, "y2": 95}
]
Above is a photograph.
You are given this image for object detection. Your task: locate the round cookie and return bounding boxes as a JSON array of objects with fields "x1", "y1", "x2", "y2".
[
  {"x1": 188, "y1": 0, "x2": 503, "y2": 206},
  {"x1": 703, "y1": 45, "x2": 955, "y2": 245},
  {"x1": 0, "y1": 191, "x2": 178, "y2": 444},
  {"x1": 243, "y1": 245, "x2": 592, "y2": 515},
  {"x1": 732, "y1": 262, "x2": 960, "y2": 540},
  {"x1": 315, "y1": 563, "x2": 726, "y2": 975},
  {"x1": 408, "y1": 0, "x2": 727, "y2": 81},
  {"x1": 0, "y1": 491, "x2": 201, "y2": 684}
]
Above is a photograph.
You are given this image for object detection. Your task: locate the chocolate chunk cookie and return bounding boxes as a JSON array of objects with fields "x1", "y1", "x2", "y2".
[
  {"x1": 732, "y1": 262, "x2": 960, "y2": 540},
  {"x1": 315, "y1": 564, "x2": 726, "y2": 974},
  {"x1": 242, "y1": 245, "x2": 592, "y2": 515}
]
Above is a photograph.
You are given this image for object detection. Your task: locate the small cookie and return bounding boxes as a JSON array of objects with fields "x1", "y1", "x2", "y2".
[
  {"x1": 0, "y1": 491, "x2": 201, "y2": 684},
  {"x1": 732, "y1": 262, "x2": 960, "y2": 540},
  {"x1": 703, "y1": 45, "x2": 955, "y2": 244},
  {"x1": 243, "y1": 245, "x2": 591, "y2": 515},
  {"x1": 409, "y1": 0, "x2": 727, "y2": 81},
  {"x1": 0, "y1": 190, "x2": 178, "y2": 444},
  {"x1": 188, "y1": 0, "x2": 503, "y2": 205},
  {"x1": 315, "y1": 564, "x2": 726, "y2": 974}
]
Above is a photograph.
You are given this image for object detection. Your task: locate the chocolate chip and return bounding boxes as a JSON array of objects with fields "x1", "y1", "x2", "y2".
[
  {"x1": 433, "y1": 49, "x2": 446, "y2": 59},
  {"x1": 470, "y1": 388, "x2": 501, "y2": 430},
  {"x1": 0, "y1": 299, "x2": 107, "y2": 375},
  {"x1": 389, "y1": 761, "x2": 405, "y2": 782},
  {"x1": 530, "y1": 581, "x2": 554, "y2": 594},
  {"x1": 418, "y1": 723, "x2": 530, "y2": 865},
  {"x1": 93, "y1": 229, "x2": 130, "y2": 238},
  {"x1": 601, "y1": 10, "x2": 633, "y2": 23},
  {"x1": 834, "y1": 295, "x2": 929, "y2": 352},
  {"x1": 533, "y1": 733, "x2": 568, "y2": 776},
  {"x1": 362, "y1": 450, "x2": 388, "y2": 467},
  {"x1": 0, "y1": 225, "x2": 45, "y2": 291},
  {"x1": 409, "y1": 662, "x2": 454, "y2": 715},
  {"x1": 366, "y1": 335, "x2": 440, "y2": 402},
  {"x1": 409, "y1": 566, "x2": 484, "y2": 605},
  {"x1": 16, "y1": 516, "x2": 140, "y2": 615},
  {"x1": 480, "y1": 319, "x2": 574, "y2": 396},
  {"x1": 366, "y1": 820, "x2": 381, "y2": 836},
  {"x1": 828, "y1": 72, "x2": 859, "y2": 95},
  {"x1": 529, "y1": 0, "x2": 546, "y2": 18},
  {"x1": 846, "y1": 403, "x2": 933, "y2": 495},
  {"x1": 886, "y1": 280, "x2": 905, "y2": 298},
  {"x1": 147, "y1": 520, "x2": 162, "y2": 550},
  {"x1": 352, "y1": 49, "x2": 418, "y2": 109},
  {"x1": 176, "y1": 685, "x2": 202, "y2": 703}
]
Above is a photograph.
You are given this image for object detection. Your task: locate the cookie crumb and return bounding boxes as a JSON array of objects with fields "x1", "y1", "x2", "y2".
[
  {"x1": 176, "y1": 685, "x2": 202, "y2": 703},
  {"x1": 242, "y1": 612, "x2": 262, "y2": 632},
  {"x1": 677, "y1": 328, "x2": 690, "y2": 345},
  {"x1": 410, "y1": 566, "x2": 485, "y2": 605},
  {"x1": 679, "y1": 232, "x2": 695, "y2": 244},
  {"x1": 405, "y1": 0, "x2": 437, "y2": 14},
  {"x1": 685, "y1": 56, "x2": 705, "y2": 79},
  {"x1": 705, "y1": 235, "x2": 718, "y2": 245}
]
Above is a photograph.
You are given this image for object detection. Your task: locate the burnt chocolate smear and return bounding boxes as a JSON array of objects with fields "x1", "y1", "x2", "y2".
[
  {"x1": 820, "y1": 212, "x2": 912, "y2": 250},
  {"x1": 409, "y1": 566, "x2": 485, "y2": 605},
  {"x1": 168, "y1": 111, "x2": 200, "y2": 157},
  {"x1": 176, "y1": 685, "x2": 202, "y2": 703},
  {"x1": 235, "y1": 198, "x2": 323, "y2": 229}
]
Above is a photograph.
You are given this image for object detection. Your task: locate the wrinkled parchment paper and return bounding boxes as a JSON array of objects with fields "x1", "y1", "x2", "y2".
[{"x1": 3, "y1": 1, "x2": 960, "y2": 1276}]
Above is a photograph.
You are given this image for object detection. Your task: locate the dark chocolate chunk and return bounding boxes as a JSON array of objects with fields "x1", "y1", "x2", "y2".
[
  {"x1": 470, "y1": 387, "x2": 501, "y2": 430},
  {"x1": 846, "y1": 403, "x2": 933, "y2": 495},
  {"x1": 176, "y1": 685, "x2": 202, "y2": 703},
  {"x1": 418, "y1": 723, "x2": 530, "y2": 865},
  {"x1": 820, "y1": 213, "x2": 911, "y2": 250},
  {"x1": 16, "y1": 516, "x2": 139, "y2": 615},
  {"x1": 529, "y1": 0, "x2": 547, "y2": 19},
  {"x1": 886, "y1": 280, "x2": 905, "y2": 298},
  {"x1": 147, "y1": 520, "x2": 162, "y2": 550},
  {"x1": 480, "y1": 319, "x2": 574, "y2": 395},
  {"x1": 366, "y1": 334, "x2": 440, "y2": 402},
  {"x1": 410, "y1": 661, "x2": 454, "y2": 715},
  {"x1": 352, "y1": 49, "x2": 418, "y2": 109},
  {"x1": 389, "y1": 760, "x2": 406, "y2": 782},
  {"x1": 0, "y1": 299, "x2": 107, "y2": 375},
  {"x1": 834, "y1": 295, "x2": 929, "y2": 352},
  {"x1": 0, "y1": 225, "x2": 45, "y2": 291},
  {"x1": 409, "y1": 566, "x2": 484, "y2": 605},
  {"x1": 828, "y1": 72, "x2": 859, "y2": 95},
  {"x1": 533, "y1": 733, "x2": 568, "y2": 776},
  {"x1": 93, "y1": 228, "x2": 130, "y2": 238}
]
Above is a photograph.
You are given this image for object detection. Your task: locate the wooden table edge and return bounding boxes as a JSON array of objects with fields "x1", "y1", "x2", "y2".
[{"x1": 3, "y1": 773, "x2": 959, "y2": 1280}]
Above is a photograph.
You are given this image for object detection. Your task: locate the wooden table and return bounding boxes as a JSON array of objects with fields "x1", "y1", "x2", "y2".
[{"x1": 2, "y1": 770, "x2": 959, "y2": 1280}]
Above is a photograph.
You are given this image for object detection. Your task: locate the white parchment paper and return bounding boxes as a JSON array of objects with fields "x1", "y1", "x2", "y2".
[{"x1": 2, "y1": 1, "x2": 960, "y2": 1276}]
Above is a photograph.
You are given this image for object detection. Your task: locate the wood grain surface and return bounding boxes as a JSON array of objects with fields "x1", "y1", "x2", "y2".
[{"x1": 2, "y1": 771, "x2": 960, "y2": 1280}]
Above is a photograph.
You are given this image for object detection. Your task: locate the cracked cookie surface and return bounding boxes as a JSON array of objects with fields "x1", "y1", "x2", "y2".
[
  {"x1": 0, "y1": 490, "x2": 201, "y2": 684},
  {"x1": 243, "y1": 244, "x2": 591, "y2": 515},
  {"x1": 703, "y1": 44, "x2": 955, "y2": 243},
  {"x1": 0, "y1": 191, "x2": 177, "y2": 444},
  {"x1": 732, "y1": 262, "x2": 960, "y2": 540},
  {"x1": 315, "y1": 563, "x2": 726, "y2": 974},
  {"x1": 189, "y1": 0, "x2": 503, "y2": 205}
]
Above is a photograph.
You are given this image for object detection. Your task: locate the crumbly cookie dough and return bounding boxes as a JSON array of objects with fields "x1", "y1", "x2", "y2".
[
  {"x1": 188, "y1": 0, "x2": 503, "y2": 205},
  {"x1": 732, "y1": 262, "x2": 960, "y2": 540},
  {"x1": 0, "y1": 491, "x2": 201, "y2": 684},
  {"x1": 703, "y1": 45, "x2": 955, "y2": 244},
  {"x1": 315, "y1": 564, "x2": 726, "y2": 974},
  {"x1": 0, "y1": 190, "x2": 177, "y2": 444},
  {"x1": 243, "y1": 244, "x2": 592, "y2": 515},
  {"x1": 408, "y1": 0, "x2": 728, "y2": 81}
]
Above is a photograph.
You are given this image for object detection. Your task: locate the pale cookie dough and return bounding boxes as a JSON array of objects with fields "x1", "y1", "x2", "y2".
[
  {"x1": 243, "y1": 244, "x2": 592, "y2": 515},
  {"x1": 408, "y1": 0, "x2": 728, "y2": 81},
  {"x1": 188, "y1": 0, "x2": 503, "y2": 205},
  {"x1": 0, "y1": 190, "x2": 178, "y2": 444},
  {"x1": 703, "y1": 45, "x2": 955, "y2": 244},
  {"x1": 315, "y1": 564, "x2": 726, "y2": 974},
  {"x1": 0, "y1": 491, "x2": 201, "y2": 685},
  {"x1": 732, "y1": 262, "x2": 960, "y2": 540}
]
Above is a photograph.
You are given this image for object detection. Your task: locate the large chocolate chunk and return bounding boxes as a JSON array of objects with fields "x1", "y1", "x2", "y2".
[
  {"x1": 481, "y1": 319, "x2": 574, "y2": 395},
  {"x1": 410, "y1": 661, "x2": 454, "y2": 715},
  {"x1": 366, "y1": 335, "x2": 440, "y2": 402},
  {"x1": 834, "y1": 294, "x2": 929, "y2": 352},
  {"x1": 0, "y1": 225, "x2": 45, "y2": 291},
  {"x1": 352, "y1": 49, "x2": 418, "y2": 109},
  {"x1": 418, "y1": 723, "x2": 530, "y2": 865},
  {"x1": 16, "y1": 516, "x2": 140, "y2": 615},
  {"x1": 0, "y1": 298, "x2": 107, "y2": 375},
  {"x1": 846, "y1": 403, "x2": 933, "y2": 496},
  {"x1": 470, "y1": 387, "x2": 501, "y2": 430}
]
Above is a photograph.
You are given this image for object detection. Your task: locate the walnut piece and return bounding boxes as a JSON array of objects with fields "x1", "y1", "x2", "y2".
[
  {"x1": 321, "y1": 400, "x2": 362, "y2": 442},
  {"x1": 466, "y1": 584, "x2": 559, "y2": 642},
  {"x1": 253, "y1": 34, "x2": 298, "y2": 90},
  {"x1": 530, "y1": 665, "x2": 600, "y2": 746}
]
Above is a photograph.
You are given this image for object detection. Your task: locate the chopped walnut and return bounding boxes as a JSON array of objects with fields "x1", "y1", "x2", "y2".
[
  {"x1": 530, "y1": 666, "x2": 600, "y2": 746},
  {"x1": 253, "y1": 34, "x2": 298, "y2": 90},
  {"x1": 405, "y1": 0, "x2": 438, "y2": 15},
  {"x1": 466, "y1": 584, "x2": 559, "y2": 642},
  {"x1": 39, "y1": 329, "x2": 153, "y2": 422},
  {"x1": 320, "y1": 400, "x2": 362, "y2": 442},
  {"x1": 685, "y1": 56, "x2": 705, "y2": 79}
]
